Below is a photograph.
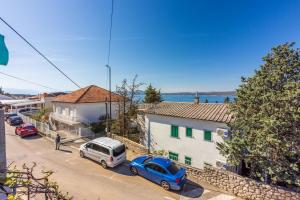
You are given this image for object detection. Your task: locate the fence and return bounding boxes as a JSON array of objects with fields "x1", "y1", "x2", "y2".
[{"x1": 18, "y1": 113, "x2": 58, "y2": 141}]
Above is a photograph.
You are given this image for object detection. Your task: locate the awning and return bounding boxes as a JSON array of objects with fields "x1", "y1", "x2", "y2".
[
  {"x1": 0, "y1": 99, "x2": 44, "y2": 107},
  {"x1": 12, "y1": 100, "x2": 44, "y2": 107}
]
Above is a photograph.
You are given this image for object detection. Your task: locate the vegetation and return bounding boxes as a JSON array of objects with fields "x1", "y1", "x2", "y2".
[
  {"x1": 217, "y1": 43, "x2": 300, "y2": 188},
  {"x1": 111, "y1": 75, "x2": 144, "y2": 141},
  {"x1": 224, "y1": 96, "x2": 230, "y2": 103},
  {"x1": 32, "y1": 108, "x2": 49, "y2": 122},
  {"x1": 143, "y1": 84, "x2": 162, "y2": 103},
  {"x1": 1, "y1": 163, "x2": 72, "y2": 200},
  {"x1": 205, "y1": 98, "x2": 208, "y2": 103}
]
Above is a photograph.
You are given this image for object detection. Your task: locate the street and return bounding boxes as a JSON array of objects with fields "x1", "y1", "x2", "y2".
[{"x1": 5, "y1": 123, "x2": 237, "y2": 200}]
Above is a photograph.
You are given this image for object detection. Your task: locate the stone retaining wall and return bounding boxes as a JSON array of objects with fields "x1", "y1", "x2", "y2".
[
  {"x1": 184, "y1": 165, "x2": 300, "y2": 200},
  {"x1": 110, "y1": 134, "x2": 300, "y2": 200},
  {"x1": 111, "y1": 134, "x2": 148, "y2": 155}
]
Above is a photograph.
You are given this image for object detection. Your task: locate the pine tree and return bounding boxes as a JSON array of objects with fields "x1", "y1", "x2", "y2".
[
  {"x1": 205, "y1": 98, "x2": 209, "y2": 103},
  {"x1": 224, "y1": 96, "x2": 230, "y2": 103},
  {"x1": 144, "y1": 84, "x2": 162, "y2": 103},
  {"x1": 217, "y1": 43, "x2": 300, "y2": 187}
]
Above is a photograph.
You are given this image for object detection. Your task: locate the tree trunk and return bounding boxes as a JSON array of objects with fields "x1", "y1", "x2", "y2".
[{"x1": 0, "y1": 109, "x2": 6, "y2": 181}]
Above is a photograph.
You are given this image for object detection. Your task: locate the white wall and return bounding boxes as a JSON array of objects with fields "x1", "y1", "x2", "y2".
[
  {"x1": 52, "y1": 102, "x2": 119, "y2": 124},
  {"x1": 143, "y1": 114, "x2": 228, "y2": 169}
]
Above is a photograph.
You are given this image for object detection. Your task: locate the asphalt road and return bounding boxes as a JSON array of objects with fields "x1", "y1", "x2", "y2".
[{"x1": 5, "y1": 123, "x2": 237, "y2": 200}]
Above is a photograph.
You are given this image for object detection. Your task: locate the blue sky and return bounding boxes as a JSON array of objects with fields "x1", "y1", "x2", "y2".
[{"x1": 0, "y1": 0, "x2": 299, "y2": 94}]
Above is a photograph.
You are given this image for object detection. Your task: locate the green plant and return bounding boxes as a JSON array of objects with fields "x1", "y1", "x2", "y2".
[
  {"x1": 217, "y1": 43, "x2": 300, "y2": 187},
  {"x1": 3, "y1": 163, "x2": 72, "y2": 200}
]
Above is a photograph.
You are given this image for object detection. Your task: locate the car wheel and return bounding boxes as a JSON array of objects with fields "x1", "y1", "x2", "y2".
[
  {"x1": 101, "y1": 160, "x2": 108, "y2": 169},
  {"x1": 161, "y1": 181, "x2": 170, "y2": 191},
  {"x1": 130, "y1": 166, "x2": 138, "y2": 175},
  {"x1": 15, "y1": 130, "x2": 17, "y2": 135},
  {"x1": 79, "y1": 151, "x2": 85, "y2": 158}
]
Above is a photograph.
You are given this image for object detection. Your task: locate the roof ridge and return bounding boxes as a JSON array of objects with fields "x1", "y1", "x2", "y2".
[{"x1": 75, "y1": 85, "x2": 93, "y2": 103}]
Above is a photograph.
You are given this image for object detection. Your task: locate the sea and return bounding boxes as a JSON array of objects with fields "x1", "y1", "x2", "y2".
[{"x1": 136, "y1": 94, "x2": 235, "y2": 103}]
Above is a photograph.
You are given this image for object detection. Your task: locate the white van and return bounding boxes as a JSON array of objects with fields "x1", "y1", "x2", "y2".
[{"x1": 79, "y1": 137, "x2": 126, "y2": 168}]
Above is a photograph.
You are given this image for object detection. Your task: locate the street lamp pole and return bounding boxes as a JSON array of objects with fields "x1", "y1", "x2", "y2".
[{"x1": 106, "y1": 65, "x2": 112, "y2": 133}]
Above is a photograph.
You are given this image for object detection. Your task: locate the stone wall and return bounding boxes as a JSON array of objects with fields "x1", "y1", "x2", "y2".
[
  {"x1": 181, "y1": 164, "x2": 300, "y2": 200},
  {"x1": 111, "y1": 134, "x2": 148, "y2": 155}
]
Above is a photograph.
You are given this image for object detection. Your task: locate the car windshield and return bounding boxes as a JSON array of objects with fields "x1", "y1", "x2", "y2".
[
  {"x1": 25, "y1": 126, "x2": 35, "y2": 129},
  {"x1": 167, "y1": 162, "x2": 180, "y2": 175},
  {"x1": 113, "y1": 144, "x2": 125, "y2": 157},
  {"x1": 142, "y1": 156, "x2": 153, "y2": 164}
]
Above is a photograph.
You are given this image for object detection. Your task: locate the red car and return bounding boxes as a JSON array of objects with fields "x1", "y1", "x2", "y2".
[{"x1": 15, "y1": 123, "x2": 38, "y2": 138}]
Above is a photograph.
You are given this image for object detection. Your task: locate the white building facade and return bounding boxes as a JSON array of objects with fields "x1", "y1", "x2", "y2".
[
  {"x1": 140, "y1": 102, "x2": 233, "y2": 169},
  {"x1": 50, "y1": 85, "x2": 123, "y2": 136},
  {"x1": 51, "y1": 102, "x2": 119, "y2": 125}
]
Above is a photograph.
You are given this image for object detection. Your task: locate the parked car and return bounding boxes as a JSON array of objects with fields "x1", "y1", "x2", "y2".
[
  {"x1": 15, "y1": 123, "x2": 38, "y2": 138},
  {"x1": 7, "y1": 116, "x2": 23, "y2": 126},
  {"x1": 4, "y1": 112, "x2": 17, "y2": 121},
  {"x1": 18, "y1": 108, "x2": 39, "y2": 113},
  {"x1": 129, "y1": 155, "x2": 187, "y2": 191},
  {"x1": 79, "y1": 137, "x2": 126, "y2": 168}
]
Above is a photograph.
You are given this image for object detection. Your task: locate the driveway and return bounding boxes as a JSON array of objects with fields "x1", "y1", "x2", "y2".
[{"x1": 5, "y1": 123, "x2": 238, "y2": 200}]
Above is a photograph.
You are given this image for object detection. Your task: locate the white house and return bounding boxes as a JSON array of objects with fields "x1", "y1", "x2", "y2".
[
  {"x1": 50, "y1": 85, "x2": 123, "y2": 135},
  {"x1": 140, "y1": 100, "x2": 234, "y2": 169}
]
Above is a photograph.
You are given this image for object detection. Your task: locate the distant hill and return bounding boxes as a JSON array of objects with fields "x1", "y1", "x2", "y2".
[
  {"x1": 137, "y1": 90, "x2": 236, "y2": 96},
  {"x1": 162, "y1": 91, "x2": 236, "y2": 96}
]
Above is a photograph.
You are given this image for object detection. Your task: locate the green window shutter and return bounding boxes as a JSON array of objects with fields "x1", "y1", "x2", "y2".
[
  {"x1": 171, "y1": 125, "x2": 178, "y2": 138},
  {"x1": 169, "y1": 152, "x2": 178, "y2": 161},
  {"x1": 185, "y1": 156, "x2": 192, "y2": 165},
  {"x1": 186, "y1": 127, "x2": 192, "y2": 137},
  {"x1": 204, "y1": 130, "x2": 212, "y2": 141}
]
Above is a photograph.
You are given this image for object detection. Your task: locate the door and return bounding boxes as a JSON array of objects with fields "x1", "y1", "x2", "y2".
[
  {"x1": 84, "y1": 143, "x2": 94, "y2": 159},
  {"x1": 143, "y1": 163, "x2": 167, "y2": 184}
]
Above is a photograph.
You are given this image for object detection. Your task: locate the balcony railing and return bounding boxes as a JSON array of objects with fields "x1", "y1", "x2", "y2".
[{"x1": 50, "y1": 112, "x2": 81, "y2": 124}]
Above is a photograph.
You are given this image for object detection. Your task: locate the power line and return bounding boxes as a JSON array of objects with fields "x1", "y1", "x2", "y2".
[
  {"x1": 0, "y1": 17, "x2": 81, "y2": 89},
  {"x1": 0, "y1": 71, "x2": 57, "y2": 91},
  {"x1": 107, "y1": 0, "x2": 114, "y2": 66}
]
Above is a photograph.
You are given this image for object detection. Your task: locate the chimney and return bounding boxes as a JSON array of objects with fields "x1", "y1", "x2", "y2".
[{"x1": 194, "y1": 91, "x2": 200, "y2": 104}]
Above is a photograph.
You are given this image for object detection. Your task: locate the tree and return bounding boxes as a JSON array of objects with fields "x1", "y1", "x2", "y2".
[
  {"x1": 217, "y1": 43, "x2": 300, "y2": 187},
  {"x1": 205, "y1": 98, "x2": 209, "y2": 103},
  {"x1": 144, "y1": 84, "x2": 162, "y2": 103},
  {"x1": 0, "y1": 87, "x2": 4, "y2": 95},
  {"x1": 224, "y1": 96, "x2": 230, "y2": 103},
  {"x1": 112, "y1": 75, "x2": 144, "y2": 140}
]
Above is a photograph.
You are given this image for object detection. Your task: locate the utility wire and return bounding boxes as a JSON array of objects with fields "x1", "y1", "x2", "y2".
[
  {"x1": 0, "y1": 17, "x2": 81, "y2": 88},
  {"x1": 0, "y1": 71, "x2": 57, "y2": 91},
  {"x1": 107, "y1": 0, "x2": 114, "y2": 66}
]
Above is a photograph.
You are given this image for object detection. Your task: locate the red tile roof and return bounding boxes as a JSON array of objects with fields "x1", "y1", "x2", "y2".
[
  {"x1": 142, "y1": 102, "x2": 234, "y2": 123},
  {"x1": 52, "y1": 85, "x2": 124, "y2": 103}
]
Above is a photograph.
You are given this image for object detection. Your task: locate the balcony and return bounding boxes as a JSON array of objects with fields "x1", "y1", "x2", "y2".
[{"x1": 49, "y1": 112, "x2": 81, "y2": 126}]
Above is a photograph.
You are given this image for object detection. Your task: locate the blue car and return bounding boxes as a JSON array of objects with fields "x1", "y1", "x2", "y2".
[{"x1": 129, "y1": 155, "x2": 187, "y2": 191}]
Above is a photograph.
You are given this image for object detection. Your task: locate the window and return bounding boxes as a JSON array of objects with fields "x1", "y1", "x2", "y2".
[
  {"x1": 145, "y1": 163, "x2": 156, "y2": 170},
  {"x1": 154, "y1": 165, "x2": 167, "y2": 174},
  {"x1": 100, "y1": 146, "x2": 110, "y2": 155},
  {"x1": 171, "y1": 125, "x2": 179, "y2": 138},
  {"x1": 186, "y1": 127, "x2": 192, "y2": 137},
  {"x1": 167, "y1": 162, "x2": 180, "y2": 175},
  {"x1": 204, "y1": 130, "x2": 212, "y2": 141},
  {"x1": 113, "y1": 144, "x2": 125, "y2": 157},
  {"x1": 185, "y1": 156, "x2": 192, "y2": 165},
  {"x1": 169, "y1": 152, "x2": 178, "y2": 161},
  {"x1": 85, "y1": 143, "x2": 93, "y2": 149}
]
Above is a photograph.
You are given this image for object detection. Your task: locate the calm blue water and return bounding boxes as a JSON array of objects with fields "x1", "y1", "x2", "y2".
[{"x1": 136, "y1": 94, "x2": 235, "y2": 103}]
